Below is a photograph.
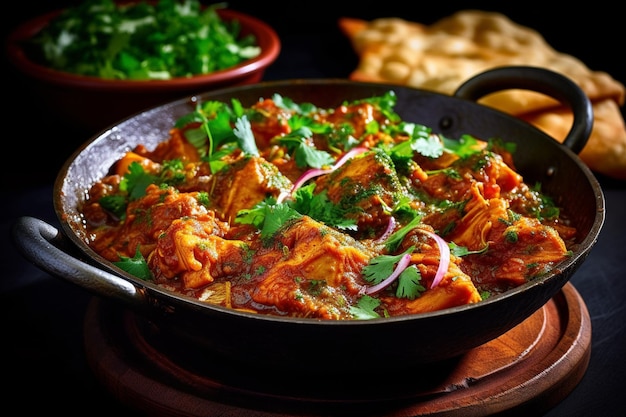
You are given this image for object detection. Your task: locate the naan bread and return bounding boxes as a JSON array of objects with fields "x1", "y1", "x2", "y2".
[
  {"x1": 339, "y1": 11, "x2": 626, "y2": 180},
  {"x1": 520, "y1": 99, "x2": 626, "y2": 180}
]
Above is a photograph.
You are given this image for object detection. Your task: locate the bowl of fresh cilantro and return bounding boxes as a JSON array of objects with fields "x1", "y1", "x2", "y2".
[{"x1": 6, "y1": 0, "x2": 281, "y2": 133}]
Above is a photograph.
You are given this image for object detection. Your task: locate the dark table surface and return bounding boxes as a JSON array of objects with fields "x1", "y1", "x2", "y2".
[{"x1": 2, "y1": 2, "x2": 625, "y2": 415}]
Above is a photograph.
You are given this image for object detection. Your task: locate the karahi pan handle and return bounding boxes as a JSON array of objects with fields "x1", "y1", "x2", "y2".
[
  {"x1": 454, "y1": 65, "x2": 593, "y2": 154},
  {"x1": 12, "y1": 216, "x2": 149, "y2": 311}
]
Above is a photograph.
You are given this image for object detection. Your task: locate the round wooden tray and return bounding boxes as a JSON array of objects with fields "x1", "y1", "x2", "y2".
[{"x1": 84, "y1": 282, "x2": 591, "y2": 416}]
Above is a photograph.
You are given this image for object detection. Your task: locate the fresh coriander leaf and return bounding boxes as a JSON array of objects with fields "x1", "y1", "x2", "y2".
[
  {"x1": 113, "y1": 246, "x2": 153, "y2": 281},
  {"x1": 349, "y1": 295, "x2": 381, "y2": 319},
  {"x1": 362, "y1": 246, "x2": 414, "y2": 285},
  {"x1": 233, "y1": 115, "x2": 259, "y2": 156},
  {"x1": 449, "y1": 241, "x2": 489, "y2": 256},
  {"x1": 99, "y1": 194, "x2": 127, "y2": 219},
  {"x1": 206, "y1": 143, "x2": 237, "y2": 173},
  {"x1": 364, "y1": 119, "x2": 380, "y2": 134},
  {"x1": 122, "y1": 161, "x2": 158, "y2": 200},
  {"x1": 196, "y1": 191, "x2": 210, "y2": 207},
  {"x1": 275, "y1": 127, "x2": 334, "y2": 169},
  {"x1": 384, "y1": 215, "x2": 423, "y2": 252},
  {"x1": 200, "y1": 100, "x2": 235, "y2": 120},
  {"x1": 412, "y1": 135, "x2": 444, "y2": 158},
  {"x1": 293, "y1": 140, "x2": 335, "y2": 169},
  {"x1": 235, "y1": 198, "x2": 275, "y2": 229},
  {"x1": 30, "y1": 0, "x2": 261, "y2": 80},
  {"x1": 350, "y1": 90, "x2": 400, "y2": 123},
  {"x1": 396, "y1": 265, "x2": 425, "y2": 299},
  {"x1": 292, "y1": 185, "x2": 357, "y2": 230},
  {"x1": 160, "y1": 159, "x2": 186, "y2": 185},
  {"x1": 326, "y1": 122, "x2": 359, "y2": 151},
  {"x1": 388, "y1": 123, "x2": 440, "y2": 159},
  {"x1": 272, "y1": 93, "x2": 317, "y2": 114},
  {"x1": 183, "y1": 126, "x2": 210, "y2": 157},
  {"x1": 287, "y1": 114, "x2": 331, "y2": 134},
  {"x1": 235, "y1": 199, "x2": 302, "y2": 241},
  {"x1": 260, "y1": 205, "x2": 302, "y2": 241},
  {"x1": 442, "y1": 134, "x2": 482, "y2": 158},
  {"x1": 231, "y1": 98, "x2": 244, "y2": 118},
  {"x1": 207, "y1": 111, "x2": 238, "y2": 149},
  {"x1": 402, "y1": 122, "x2": 431, "y2": 139}
]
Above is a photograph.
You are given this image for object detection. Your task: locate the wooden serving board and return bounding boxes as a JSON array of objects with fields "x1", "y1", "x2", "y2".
[{"x1": 84, "y1": 282, "x2": 591, "y2": 416}]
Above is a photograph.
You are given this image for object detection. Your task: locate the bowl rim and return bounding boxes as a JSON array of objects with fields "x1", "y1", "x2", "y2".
[{"x1": 5, "y1": 7, "x2": 281, "y2": 92}]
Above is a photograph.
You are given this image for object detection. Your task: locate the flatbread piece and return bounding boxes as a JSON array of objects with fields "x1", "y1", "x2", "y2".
[{"x1": 339, "y1": 11, "x2": 626, "y2": 180}]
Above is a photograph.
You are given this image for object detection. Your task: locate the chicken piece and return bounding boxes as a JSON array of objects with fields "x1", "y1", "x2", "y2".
[
  {"x1": 418, "y1": 148, "x2": 522, "y2": 205},
  {"x1": 381, "y1": 270, "x2": 482, "y2": 316},
  {"x1": 456, "y1": 149, "x2": 523, "y2": 198},
  {"x1": 211, "y1": 155, "x2": 292, "y2": 223},
  {"x1": 449, "y1": 183, "x2": 569, "y2": 288},
  {"x1": 249, "y1": 216, "x2": 375, "y2": 319},
  {"x1": 148, "y1": 217, "x2": 249, "y2": 290},
  {"x1": 314, "y1": 149, "x2": 406, "y2": 239},
  {"x1": 380, "y1": 227, "x2": 482, "y2": 315},
  {"x1": 463, "y1": 215, "x2": 569, "y2": 289},
  {"x1": 133, "y1": 127, "x2": 203, "y2": 164},
  {"x1": 323, "y1": 101, "x2": 381, "y2": 140},
  {"x1": 446, "y1": 182, "x2": 508, "y2": 251},
  {"x1": 248, "y1": 98, "x2": 293, "y2": 148},
  {"x1": 94, "y1": 185, "x2": 229, "y2": 261}
]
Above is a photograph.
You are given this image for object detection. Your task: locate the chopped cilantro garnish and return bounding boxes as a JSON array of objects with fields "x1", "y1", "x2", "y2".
[
  {"x1": 120, "y1": 161, "x2": 158, "y2": 200},
  {"x1": 274, "y1": 127, "x2": 335, "y2": 169},
  {"x1": 196, "y1": 191, "x2": 210, "y2": 207},
  {"x1": 395, "y1": 265, "x2": 425, "y2": 300},
  {"x1": 99, "y1": 194, "x2": 127, "y2": 219},
  {"x1": 272, "y1": 93, "x2": 318, "y2": 114},
  {"x1": 362, "y1": 246, "x2": 425, "y2": 299},
  {"x1": 384, "y1": 215, "x2": 423, "y2": 252},
  {"x1": 233, "y1": 115, "x2": 260, "y2": 157},
  {"x1": 442, "y1": 134, "x2": 482, "y2": 158},
  {"x1": 349, "y1": 295, "x2": 382, "y2": 319},
  {"x1": 98, "y1": 158, "x2": 189, "y2": 217},
  {"x1": 29, "y1": 0, "x2": 261, "y2": 80},
  {"x1": 449, "y1": 241, "x2": 489, "y2": 257},
  {"x1": 235, "y1": 183, "x2": 357, "y2": 240},
  {"x1": 160, "y1": 159, "x2": 186, "y2": 185},
  {"x1": 292, "y1": 184, "x2": 358, "y2": 230},
  {"x1": 350, "y1": 90, "x2": 400, "y2": 123},
  {"x1": 113, "y1": 246, "x2": 153, "y2": 281},
  {"x1": 388, "y1": 124, "x2": 443, "y2": 159},
  {"x1": 235, "y1": 199, "x2": 302, "y2": 242},
  {"x1": 176, "y1": 99, "x2": 257, "y2": 171},
  {"x1": 362, "y1": 248, "x2": 411, "y2": 285}
]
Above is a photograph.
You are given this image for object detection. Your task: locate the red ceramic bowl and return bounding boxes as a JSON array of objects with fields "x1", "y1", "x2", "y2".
[{"x1": 5, "y1": 6, "x2": 281, "y2": 133}]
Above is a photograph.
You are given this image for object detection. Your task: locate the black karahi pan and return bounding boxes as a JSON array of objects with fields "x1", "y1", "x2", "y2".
[{"x1": 12, "y1": 66, "x2": 604, "y2": 379}]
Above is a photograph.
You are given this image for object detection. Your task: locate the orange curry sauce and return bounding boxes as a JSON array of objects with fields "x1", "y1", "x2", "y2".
[{"x1": 79, "y1": 92, "x2": 576, "y2": 319}]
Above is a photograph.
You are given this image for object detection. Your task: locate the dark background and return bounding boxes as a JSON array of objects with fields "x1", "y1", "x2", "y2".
[
  {"x1": 3, "y1": 1, "x2": 625, "y2": 416},
  {"x1": 3, "y1": 1, "x2": 626, "y2": 187}
]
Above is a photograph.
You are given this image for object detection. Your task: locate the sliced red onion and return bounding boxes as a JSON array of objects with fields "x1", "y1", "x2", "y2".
[
  {"x1": 280, "y1": 147, "x2": 369, "y2": 203},
  {"x1": 364, "y1": 253, "x2": 411, "y2": 295},
  {"x1": 332, "y1": 146, "x2": 368, "y2": 170},
  {"x1": 291, "y1": 167, "x2": 325, "y2": 191},
  {"x1": 275, "y1": 190, "x2": 291, "y2": 204},
  {"x1": 374, "y1": 216, "x2": 396, "y2": 243},
  {"x1": 417, "y1": 229, "x2": 450, "y2": 289}
]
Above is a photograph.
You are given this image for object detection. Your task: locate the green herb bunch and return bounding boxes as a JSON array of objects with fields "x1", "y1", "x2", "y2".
[{"x1": 29, "y1": 0, "x2": 261, "y2": 80}]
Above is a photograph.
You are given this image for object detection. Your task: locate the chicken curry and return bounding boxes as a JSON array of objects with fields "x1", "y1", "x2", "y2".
[{"x1": 78, "y1": 91, "x2": 576, "y2": 320}]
